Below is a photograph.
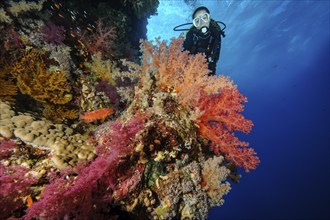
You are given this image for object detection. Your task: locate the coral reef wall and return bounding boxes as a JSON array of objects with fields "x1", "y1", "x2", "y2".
[{"x1": 0, "y1": 0, "x2": 259, "y2": 219}]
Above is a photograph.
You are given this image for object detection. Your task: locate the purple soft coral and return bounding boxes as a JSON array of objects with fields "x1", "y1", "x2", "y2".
[
  {"x1": 95, "y1": 80, "x2": 121, "y2": 107},
  {"x1": 3, "y1": 26, "x2": 25, "y2": 50},
  {"x1": 41, "y1": 21, "x2": 65, "y2": 45}
]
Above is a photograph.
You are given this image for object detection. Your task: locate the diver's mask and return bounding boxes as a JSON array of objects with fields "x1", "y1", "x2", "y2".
[{"x1": 193, "y1": 12, "x2": 210, "y2": 33}]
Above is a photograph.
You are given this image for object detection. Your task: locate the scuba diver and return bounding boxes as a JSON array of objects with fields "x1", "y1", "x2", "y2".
[{"x1": 174, "y1": 6, "x2": 226, "y2": 76}]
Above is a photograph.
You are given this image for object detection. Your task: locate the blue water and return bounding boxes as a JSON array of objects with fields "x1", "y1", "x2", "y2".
[{"x1": 147, "y1": 1, "x2": 330, "y2": 219}]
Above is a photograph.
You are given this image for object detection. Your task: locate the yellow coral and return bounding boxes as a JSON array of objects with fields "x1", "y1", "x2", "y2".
[
  {"x1": 8, "y1": 0, "x2": 46, "y2": 17},
  {"x1": 17, "y1": 65, "x2": 72, "y2": 104},
  {"x1": 202, "y1": 156, "x2": 231, "y2": 206},
  {"x1": 84, "y1": 53, "x2": 116, "y2": 85},
  {"x1": 0, "y1": 8, "x2": 12, "y2": 23},
  {"x1": 0, "y1": 79, "x2": 17, "y2": 103},
  {"x1": 12, "y1": 49, "x2": 72, "y2": 105},
  {"x1": 8, "y1": 49, "x2": 77, "y2": 123},
  {"x1": 43, "y1": 105, "x2": 79, "y2": 123},
  {"x1": 0, "y1": 59, "x2": 18, "y2": 103}
]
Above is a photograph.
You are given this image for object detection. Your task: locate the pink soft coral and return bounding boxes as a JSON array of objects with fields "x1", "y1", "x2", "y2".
[
  {"x1": 0, "y1": 164, "x2": 36, "y2": 219},
  {"x1": 24, "y1": 114, "x2": 145, "y2": 219},
  {"x1": 0, "y1": 140, "x2": 16, "y2": 159},
  {"x1": 96, "y1": 114, "x2": 145, "y2": 155}
]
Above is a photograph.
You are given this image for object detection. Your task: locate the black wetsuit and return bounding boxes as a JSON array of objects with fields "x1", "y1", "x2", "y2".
[{"x1": 183, "y1": 20, "x2": 222, "y2": 76}]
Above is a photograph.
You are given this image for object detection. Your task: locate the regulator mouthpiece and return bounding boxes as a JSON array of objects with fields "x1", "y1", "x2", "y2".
[{"x1": 201, "y1": 26, "x2": 208, "y2": 34}]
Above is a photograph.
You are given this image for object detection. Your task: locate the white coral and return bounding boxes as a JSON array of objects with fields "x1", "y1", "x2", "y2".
[
  {"x1": 202, "y1": 156, "x2": 231, "y2": 206},
  {"x1": 8, "y1": 0, "x2": 46, "y2": 17},
  {"x1": 0, "y1": 8, "x2": 12, "y2": 23}
]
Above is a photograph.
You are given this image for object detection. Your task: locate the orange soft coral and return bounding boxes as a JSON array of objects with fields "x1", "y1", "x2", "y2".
[
  {"x1": 140, "y1": 36, "x2": 235, "y2": 109},
  {"x1": 141, "y1": 36, "x2": 208, "y2": 109},
  {"x1": 141, "y1": 36, "x2": 260, "y2": 172},
  {"x1": 196, "y1": 88, "x2": 260, "y2": 172},
  {"x1": 80, "y1": 108, "x2": 115, "y2": 123}
]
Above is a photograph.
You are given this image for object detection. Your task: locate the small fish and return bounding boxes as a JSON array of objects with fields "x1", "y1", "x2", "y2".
[
  {"x1": 80, "y1": 108, "x2": 115, "y2": 123},
  {"x1": 27, "y1": 195, "x2": 33, "y2": 207},
  {"x1": 54, "y1": 2, "x2": 61, "y2": 9},
  {"x1": 86, "y1": 27, "x2": 93, "y2": 32},
  {"x1": 77, "y1": 39, "x2": 85, "y2": 47},
  {"x1": 69, "y1": 10, "x2": 74, "y2": 15}
]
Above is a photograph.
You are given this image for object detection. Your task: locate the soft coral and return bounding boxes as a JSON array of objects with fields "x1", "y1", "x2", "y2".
[
  {"x1": 82, "y1": 19, "x2": 117, "y2": 57},
  {"x1": 0, "y1": 164, "x2": 36, "y2": 219},
  {"x1": 196, "y1": 87, "x2": 260, "y2": 172},
  {"x1": 41, "y1": 20, "x2": 65, "y2": 45},
  {"x1": 24, "y1": 114, "x2": 145, "y2": 219}
]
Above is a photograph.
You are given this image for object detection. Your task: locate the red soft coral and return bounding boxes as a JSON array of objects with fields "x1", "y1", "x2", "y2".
[{"x1": 196, "y1": 87, "x2": 260, "y2": 172}]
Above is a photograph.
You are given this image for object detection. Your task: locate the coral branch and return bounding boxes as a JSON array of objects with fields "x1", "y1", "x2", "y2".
[
  {"x1": 41, "y1": 21, "x2": 65, "y2": 45},
  {"x1": 13, "y1": 49, "x2": 72, "y2": 105},
  {"x1": 196, "y1": 89, "x2": 259, "y2": 172},
  {"x1": 140, "y1": 36, "x2": 236, "y2": 109},
  {"x1": 82, "y1": 19, "x2": 117, "y2": 57}
]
